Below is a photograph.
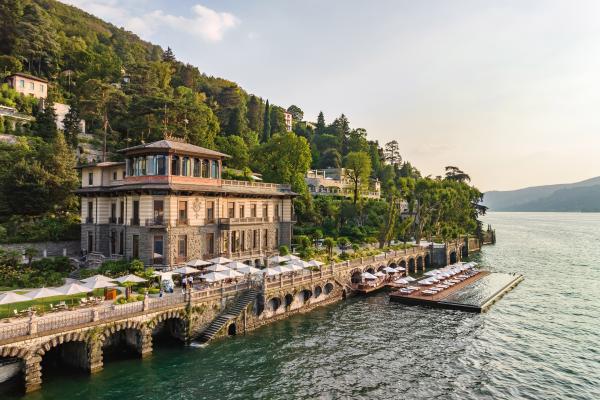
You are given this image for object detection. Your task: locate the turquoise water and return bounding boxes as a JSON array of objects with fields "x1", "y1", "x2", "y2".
[{"x1": 4, "y1": 212, "x2": 600, "y2": 399}]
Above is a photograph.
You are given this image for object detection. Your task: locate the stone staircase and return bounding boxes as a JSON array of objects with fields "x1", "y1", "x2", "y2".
[
  {"x1": 198, "y1": 289, "x2": 257, "y2": 343},
  {"x1": 334, "y1": 277, "x2": 353, "y2": 293}
]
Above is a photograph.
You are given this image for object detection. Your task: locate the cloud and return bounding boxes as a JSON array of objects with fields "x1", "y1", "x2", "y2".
[{"x1": 59, "y1": 1, "x2": 239, "y2": 42}]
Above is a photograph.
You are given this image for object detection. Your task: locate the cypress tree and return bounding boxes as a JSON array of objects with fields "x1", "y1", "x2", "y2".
[
  {"x1": 262, "y1": 99, "x2": 271, "y2": 142},
  {"x1": 34, "y1": 97, "x2": 57, "y2": 141},
  {"x1": 315, "y1": 111, "x2": 326, "y2": 135}
]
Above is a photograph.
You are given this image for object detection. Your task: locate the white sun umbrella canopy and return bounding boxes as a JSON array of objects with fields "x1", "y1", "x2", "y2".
[
  {"x1": 205, "y1": 264, "x2": 230, "y2": 272},
  {"x1": 208, "y1": 257, "x2": 233, "y2": 265},
  {"x1": 83, "y1": 279, "x2": 117, "y2": 290},
  {"x1": 286, "y1": 264, "x2": 305, "y2": 272},
  {"x1": 24, "y1": 287, "x2": 62, "y2": 299},
  {"x1": 172, "y1": 266, "x2": 200, "y2": 275},
  {"x1": 362, "y1": 272, "x2": 377, "y2": 280},
  {"x1": 288, "y1": 259, "x2": 311, "y2": 268},
  {"x1": 55, "y1": 282, "x2": 92, "y2": 295},
  {"x1": 81, "y1": 274, "x2": 113, "y2": 284},
  {"x1": 115, "y1": 274, "x2": 147, "y2": 284},
  {"x1": 219, "y1": 269, "x2": 245, "y2": 279},
  {"x1": 283, "y1": 254, "x2": 300, "y2": 261},
  {"x1": 200, "y1": 271, "x2": 227, "y2": 282},
  {"x1": 374, "y1": 271, "x2": 386, "y2": 278},
  {"x1": 268, "y1": 255, "x2": 288, "y2": 264},
  {"x1": 271, "y1": 265, "x2": 293, "y2": 274},
  {"x1": 186, "y1": 259, "x2": 211, "y2": 268},
  {"x1": 225, "y1": 261, "x2": 249, "y2": 270},
  {"x1": 405, "y1": 276, "x2": 417, "y2": 282},
  {"x1": 395, "y1": 278, "x2": 409, "y2": 284},
  {"x1": 383, "y1": 266, "x2": 398, "y2": 274},
  {"x1": 236, "y1": 265, "x2": 262, "y2": 275},
  {"x1": 308, "y1": 260, "x2": 324, "y2": 267},
  {"x1": 0, "y1": 292, "x2": 31, "y2": 305}
]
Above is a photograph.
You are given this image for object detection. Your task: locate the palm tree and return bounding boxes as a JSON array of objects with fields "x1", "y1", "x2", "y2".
[{"x1": 323, "y1": 237, "x2": 336, "y2": 262}]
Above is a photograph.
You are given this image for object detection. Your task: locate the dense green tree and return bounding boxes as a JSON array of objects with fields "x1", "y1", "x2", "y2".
[
  {"x1": 315, "y1": 111, "x2": 326, "y2": 136},
  {"x1": 344, "y1": 151, "x2": 372, "y2": 204},
  {"x1": 34, "y1": 97, "x2": 58, "y2": 141},
  {"x1": 384, "y1": 140, "x2": 402, "y2": 166},
  {"x1": 444, "y1": 166, "x2": 471, "y2": 183},
  {"x1": 15, "y1": 3, "x2": 60, "y2": 75},
  {"x1": 216, "y1": 135, "x2": 249, "y2": 170},
  {"x1": 162, "y1": 47, "x2": 176, "y2": 62},
  {"x1": 62, "y1": 101, "x2": 81, "y2": 148},
  {"x1": 0, "y1": 0, "x2": 23, "y2": 54},
  {"x1": 247, "y1": 95, "x2": 263, "y2": 133},
  {"x1": 269, "y1": 105, "x2": 286, "y2": 135},
  {"x1": 253, "y1": 132, "x2": 311, "y2": 193},
  {"x1": 286, "y1": 105, "x2": 304, "y2": 121}
]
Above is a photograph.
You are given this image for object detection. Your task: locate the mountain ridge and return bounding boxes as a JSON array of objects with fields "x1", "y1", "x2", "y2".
[{"x1": 483, "y1": 176, "x2": 600, "y2": 212}]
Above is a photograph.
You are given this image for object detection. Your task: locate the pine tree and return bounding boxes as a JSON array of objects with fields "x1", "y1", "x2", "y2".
[
  {"x1": 163, "y1": 47, "x2": 176, "y2": 62},
  {"x1": 63, "y1": 103, "x2": 81, "y2": 148},
  {"x1": 315, "y1": 111, "x2": 326, "y2": 135},
  {"x1": 34, "y1": 97, "x2": 57, "y2": 141},
  {"x1": 262, "y1": 99, "x2": 271, "y2": 143}
]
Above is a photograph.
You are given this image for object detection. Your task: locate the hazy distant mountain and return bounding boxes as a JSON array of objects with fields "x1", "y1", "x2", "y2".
[{"x1": 483, "y1": 176, "x2": 600, "y2": 212}]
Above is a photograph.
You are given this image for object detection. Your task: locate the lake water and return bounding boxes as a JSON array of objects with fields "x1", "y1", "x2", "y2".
[{"x1": 5, "y1": 212, "x2": 600, "y2": 399}]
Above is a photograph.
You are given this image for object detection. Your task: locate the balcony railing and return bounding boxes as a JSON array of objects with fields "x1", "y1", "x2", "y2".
[
  {"x1": 85, "y1": 217, "x2": 93, "y2": 223},
  {"x1": 118, "y1": 217, "x2": 124, "y2": 224},
  {"x1": 130, "y1": 218, "x2": 140, "y2": 226},
  {"x1": 218, "y1": 217, "x2": 268, "y2": 228},
  {"x1": 108, "y1": 217, "x2": 117, "y2": 224},
  {"x1": 146, "y1": 217, "x2": 165, "y2": 227},
  {"x1": 221, "y1": 179, "x2": 292, "y2": 191},
  {"x1": 176, "y1": 218, "x2": 189, "y2": 226}
]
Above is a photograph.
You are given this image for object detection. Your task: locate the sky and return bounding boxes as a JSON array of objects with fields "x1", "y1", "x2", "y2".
[{"x1": 60, "y1": 0, "x2": 600, "y2": 192}]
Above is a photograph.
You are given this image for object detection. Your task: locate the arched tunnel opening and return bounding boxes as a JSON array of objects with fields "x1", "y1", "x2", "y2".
[
  {"x1": 102, "y1": 329, "x2": 142, "y2": 363},
  {"x1": 450, "y1": 251, "x2": 458, "y2": 264},
  {"x1": 324, "y1": 283, "x2": 334, "y2": 295},
  {"x1": 284, "y1": 294, "x2": 293, "y2": 307},
  {"x1": 152, "y1": 318, "x2": 186, "y2": 347},
  {"x1": 40, "y1": 341, "x2": 89, "y2": 383},
  {"x1": 0, "y1": 356, "x2": 24, "y2": 396}
]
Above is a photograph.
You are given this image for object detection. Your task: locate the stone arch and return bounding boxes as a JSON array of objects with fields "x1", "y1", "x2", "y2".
[
  {"x1": 417, "y1": 256, "x2": 424, "y2": 271},
  {"x1": 227, "y1": 323, "x2": 237, "y2": 336},
  {"x1": 0, "y1": 346, "x2": 30, "y2": 390},
  {"x1": 324, "y1": 282, "x2": 334, "y2": 295},
  {"x1": 296, "y1": 289, "x2": 312, "y2": 305},
  {"x1": 267, "y1": 297, "x2": 281, "y2": 312},
  {"x1": 314, "y1": 285, "x2": 322, "y2": 298},
  {"x1": 449, "y1": 251, "x2": 458, "y2": 264},
  {"x1": 148, "y1": 310, "x2": 187, "y2": 342},
  {"x1": 351, "y1": 269, "x2": 362, "y2": 284},
  {"x1": 389, "y1": 261, "x2": 398, "y2": 269},
  {"x1": 365, "y1": 267, "x2": 375, "y2": 274},
  {"x1": 408, "y1": 258, "x2": 416, "y2": 273},
  {"x1": 377, "y1": 265, "x2": 386, "y2": 272},
  {"x1": 97, "y1": 321, "x2": 150, "y2": 362},
  {"x1": 254, "y1": 259, "x2": 261, "y2": 267},
  {"x1": 284, "y1": 293, "x2": 294, "y2": 307},
  {"x1": 399, "y1": 260, "x2": 407, "y2": 269}
]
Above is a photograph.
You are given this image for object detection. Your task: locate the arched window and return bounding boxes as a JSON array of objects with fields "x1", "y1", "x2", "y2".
[
  {"x1": 193, "y1": 158, "x2": 200, "y2": 177},
  {"x1": 171, "y1": 155, "x2": 180, "y2": 176},
  {"x1": 202, "y1": 159, "x2": 209, "y2": 178},
  {"x1": 182, "y1": 156, "x2": 191, "y2": 176}
]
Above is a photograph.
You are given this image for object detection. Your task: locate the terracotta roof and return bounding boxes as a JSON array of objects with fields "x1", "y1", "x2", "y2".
[
  {"x1": 75, "y1": 161, "x2": 125, "y2": 169},
  {"x1": 6, "y1": 72, "x2": 48, "y2": 83},
  {"x1": 119, "y1": 140, "x2": 230, "y2": 158}
]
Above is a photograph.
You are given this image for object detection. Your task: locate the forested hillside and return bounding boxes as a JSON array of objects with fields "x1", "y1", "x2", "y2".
[{"x1": 0, "y1": 0, "x2": 486, "y2": 248}]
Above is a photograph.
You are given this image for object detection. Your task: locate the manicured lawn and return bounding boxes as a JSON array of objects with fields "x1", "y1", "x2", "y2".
[{"x1": 0, "y1": 289, "x2": 105, "y2": 319}]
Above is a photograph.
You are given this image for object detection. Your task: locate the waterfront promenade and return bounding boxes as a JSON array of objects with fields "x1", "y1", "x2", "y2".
[{"x1": 0, "y1": 243, "x2": 460, "y2": 393}]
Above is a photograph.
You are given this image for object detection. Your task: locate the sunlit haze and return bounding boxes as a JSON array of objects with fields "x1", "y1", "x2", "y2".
[{"x1": 62, "y1": 0, "x2": 600, "y2": 191}]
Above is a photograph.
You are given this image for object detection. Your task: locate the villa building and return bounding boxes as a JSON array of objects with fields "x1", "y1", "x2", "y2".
[
  {"x1": 4, "y1": 73, "x2": 48, "y2": 100},
  {"x1": 76, "y1": 139, "x2": 296, "y2": 268},
  {"x1": 284, "y1": 111, "x2": 293, "y2": 131},
  {"x1": 305, "y1": 168, "x2": 381, "y2": 199}
]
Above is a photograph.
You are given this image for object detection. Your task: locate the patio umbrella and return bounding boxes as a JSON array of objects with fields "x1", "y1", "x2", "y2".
[
  {"x1": 286, "y1": 264, "x2": 305, "y2": 272},
  {"x1": 395, "y1": 278, "x2": 409, "y2": 284},
  {"x1": 268, "y1": 255, "x2": 288, "y2": 264},
  {"x1": 208, "y1": 257, "x2": 233, "y2": 265},
  {"x1": 405, "y1": 276, "x2": 417, "y2": 282},
  {"x1": 81, "y1": 274, "x2": 112, "y2": 284},
  {"x1": 225, "y1": 261, "x2": 250, "y2": 270},
  {"x1": 24, "y1": 287, "x2": 61, "y2": 299},
  {"x1": 283, "y1": 254, "x2": 300, "y2": 261},
  {"x1": 55, "y1": 283, "x2": 92, "y2": 295},
  {"x1": 236, "y1": 265, "x2": 262, "y2": 275},
  {"x1": 114, "y1": 274, "x2": 147, "y2": 284},
  {"x1": 205, "y1": 264, "x2": 230, "y2": 272},
  {"x1": 263, "y1": 268, "x2": 283, "y2": 276},
  {"x1": 308, "y1": 260, "x2": 324, "y2": 267},
  {"x1": 186, "y1": 259, "x2": 211, "y2": 267},
  {"x1": 172, "y1": 266, "x2": 200, "y2": 275},
  {"x1": 219, "y1": 269, "x2": 244, "y2": 279},
  {"x1": 270, "y1": 265, "x2": 293, "y2": 274},
  {"x1": 374, "y1": 271, "x2": 386, "y2": 278},
  {"x1": 287, "y1": 259, "x2": 311, "y2": 268},
  {"x1": 0, "y1": 292, "x2": 30, "y2": 304},
  {"x1": 83, "y1": 279, "x2": 117, "y2": 290},
  {"x1": 383, "y1": 266, "x2": 398, "y2": 274},
  {"x1": 424, "y1": 271, "x2": 438, "y2": 276},
  {"x1": 200, "y1": 272, "x2": 227, "y2": 282},
  {"x1": 361, "y1": 272, "x2": 377, "y2": 280}
]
